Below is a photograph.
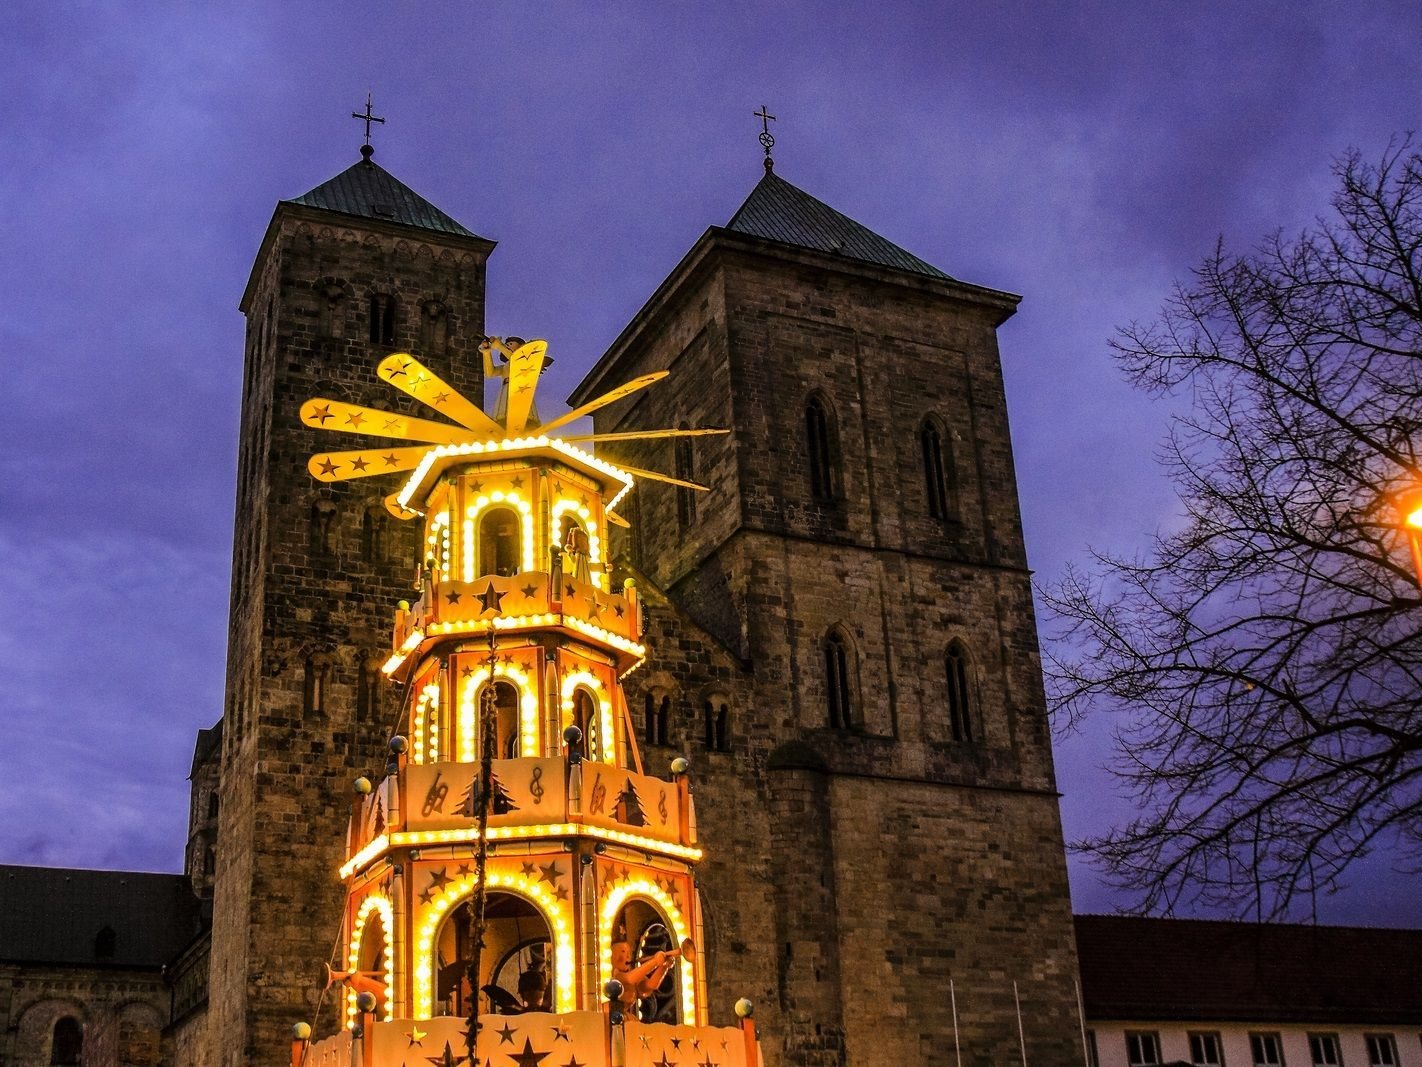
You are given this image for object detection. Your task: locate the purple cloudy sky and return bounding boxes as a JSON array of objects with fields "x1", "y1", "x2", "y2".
[{"x1": 3, "y1": 2, "x2": 1419, "y2": 924}]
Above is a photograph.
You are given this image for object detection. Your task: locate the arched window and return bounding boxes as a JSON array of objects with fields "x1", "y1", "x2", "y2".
[
  {"x1": 311, "y1": 499, "x2": 337, "y2": 556},
  {"x1": 643, "y1": 693, "x2": 671, "y2": 747},
  {"x1": 206, "y1": 792, "x2": 219, "y2": 820},
  {"x1": 304, "y1": 655, "x2": 332, "y2": 717},
  {"x1": 479, "y1": 507, "x2": 521, "y2": 578},
  {"x1": 368, "y1": 293, "x2": 397, "y2": 345},
  {"x1": 94, "y1": 925, "x2": 116, "y2": 959},
  {"x1": 361, "y1": 504, "x2": 388, "y2": 563},
  {"x1": 573, "y1": 688, "x2": 600, "y2": 761},
  {"x1": 824, "y1": 630, "x2": 855, "y2": 730},
  {"x1": 420, "y1": 300, "x2": 448, "y2": 354},
  {"x1": 483, "y1": 680, "x2": 521, "y2": 760},
  {"x1": 805, "y1": 395, "x2": 838, "y2": 501},
  {"x1": 319, "y1": 283, "x2": 347, "y2": 338},
  {"x1": 704, "y1": 699, "x2": 730, "y2": 752},
  {"x1": 357, "y1": 657, "x2": 382, "y2": 723},
  {"x1": 946, "y1": 642, "x2": 974, "y2": 742},
  {"x1": 675, "y1": 423, "x2": 696, "y2": 529},
  {"x1": 920, "y1": 418, "x2": 953, "y2": 520},
  {"x1": 50, "y1": 1017, "x2": 82, "y2": 1065}
]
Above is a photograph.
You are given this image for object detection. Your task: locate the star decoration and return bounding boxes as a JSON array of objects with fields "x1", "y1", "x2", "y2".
[
  {"x1": 470, "y1": 480, "x2": 484, "y2": 492},
  {"x1": 345, "y1": 410, "x2": 366, "y2": 428},
  {"x1": 462, "y1": 665, "x2": 476, "y2": 678},
  {"x1": 654, "y1": 1055, "x2": 676, "y2": 1067},
  {"x1": 350, "y1": 455, "x2": 370, "y2": 472},
  {"x1": 614, "y1": 603, "x2": 625, "y2": 618},
  {"x1": 564, "y1": 584, "x2": 577, "y2": 599},
  {"x1": 496, "y1": 1023, "x2": 518, "y2": 1046},
  {"x1": 690, "y1": 1039, "x2": 701, "y2": 1051},
  {"x1": 670, "y1": 1038, "x2": 682, "y2": 1051},
  {"x1": 509, "y1": 1037, "x2": 551, "y2": 1067},
  {"x1": 554, "y1": 884, "x2": 569, "y2": 901},
  {"x1": 389, "y1": 361, "x2": 411, "y2": 378},
  {"x1": 521, "y1": 584, "x2": 539, "y2": 599},
  {"x1": 510, "y1": 475, "x2": 525, "y2": 489},
  {"x1": 538, "y1": 861, "x2": 561, "y2": 887},
  {"x1": 446, "y1": 590, "x2": 463, "y2": 605},
  {"x1": 561, "y1": 1057, "x2": 584, "y2": 1067},
  {"x1": 311, "y1": 402, "x2": 333, "y2": 424},
  {"x1": 418, "y1": 887, "x2": 434, "y2": 904},
  {"x1": 427, "y1": 1041, "x2": 467, "y2": 1067},
  {"x1": 589, "y1": 601, "x2": 602, "y2": 619},
  {"x1": 698, "y1": 1057, "x2": 717, "y2": 1067},
  {"x1": 578, "y1": 494, "x2": 589, "y2": 507},
  {"x1": 501, "y1": 654, "x2": 515, "y2": 667},
  {"x1": 382, "y1": 452, "x2": 400, "y2": 467},
  {"x1": 429, "y1": 866, "x2": 452, "y2": 890},
  {"x1": 318, "y1": 457, "x2": 340, "y2": 476},
  {"x1": 476, "y1": 583, "x2": 507, "y2": 613},
  {"x1": 638, "y1": 1036, "x2": 651, "y2": 1050},
  {"x1": 456, "y1": 863, "x2": 472, "y2": 877},
  {"x1": 406, "y1": 1025, "x2": 428, "y2": 1047},
  {"x1": 521, "y1": 861, "x2": 538, "y2": 878},
  {"x1": 411, "y1": 373, "x2": 430, "y2": 390},
  {"x1": 434, "y1": 391, "x2": 452, "y2": 405},
  {"x1": 551, "y1": 1023, "x2": 571, "y2": 1043},
  {"x1": 383, "y1": 416, "x2": 402, "y2": 431}
]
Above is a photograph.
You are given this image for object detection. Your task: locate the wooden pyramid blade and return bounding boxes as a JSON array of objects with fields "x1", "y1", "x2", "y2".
[
  {"x1": 308, "y1": 446, "x2": 432, "y2": 482},
  {"x1": 300, "y1": 398, "x2": 478, "y2": 445},
  {"x1": 537, "y1": 371, "x2": 669, "y2": 434},
  {"x1": 605, "y1": 509, "x2": 631, "y2": 528},
  {"x1": 503, "y1": 339, "x2": 547, "y2": 433},
  {"x1": 377, "y1": 353, "x2": 502, "y2": 436},
  {"x1": 557, "y1": 427, "x2": 729, "y2": 444},
  {"x1": 384, "y1": 493, "x2": 420, "y2": 520},
  {"x1": 613, "y1": 462, "x2": 710, "y2": 491}
]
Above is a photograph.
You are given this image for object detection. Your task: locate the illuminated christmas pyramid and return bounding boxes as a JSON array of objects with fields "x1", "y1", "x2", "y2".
[{"x1": 291, "y1": 338, "x2": 761, "y2": 1067}]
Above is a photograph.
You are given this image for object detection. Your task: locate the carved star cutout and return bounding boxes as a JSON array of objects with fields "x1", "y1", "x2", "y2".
[
  {"x1": 501, "y1": 654, "x2": 515, "y2": 667},
  {"x1": 418, "y1": 887, "x2": 434, "y2": 903},
  {"x1": 446, "y1": 590, "x2": 462, "y2": 605},
  {"x1": 496, "y1": 1023, "x2": 518, "y2": 1046},
  {"x1": 410, "y1": 373, "x2": 430, "y2": 391},
  {"x1": 461, "y1": 665, "x2": 475, "y2": 678},
  {"x1": 614, "y1": 603, "x2": 625, "y2": 617},
  {"x1": 521, "y1": 861, "x2": 538, "y2": 878},
  {"x1": 470, "y1": 480, "x2": 484, "y2": 492},
  {"x1": 383, "y1": 417, "x2": 402, "y2": 431},
  {"x1": 638, "y1": 1036, "x2": 651, "y2": 1050},
  {"x1": 389, "y1": 361, "x2": 411, "y2": 378},
  {"x1": 406, "y1": 1025, "x2": 428, "y2": 1047},
  {"x1": 345, "y1": 410, "x2": 366, "y2": 428},
  {"x1": 690, "y1": 1039, "x2": 700, "y2": 1051},
  {"x1": 382, "y1": 452, "x2": 400, "y2": 467},
  {"x1": 561, "y1": 1057, "x2": 584, "y2": 1067},
  {"x1": 554, "y1": 884, "x2": 569, "y2": 901},
  {"x1": 579, "y1": 494, "x2": 589, "y2": 507},
  {"x1": 434, "y1": 391, "x2": 451, "y2": 405},
  {"x1": 509, "y1": 1037, "x2": 551, "y2": 1067},
  {"x1": 551, "y1": 1023, "x2": 571, "y2": 1043},
  {"x1": 698, "y1": 1057, "x2": 717, "y2": 1067},
  {"x1": 476, "y1": 583, "x2": 506, "y2": 614},
  {"x1": 670, "y1": 1038, "x2": 682, "y2": 1051},
  {"x1": 588, "y1": 601, "x2": 602, "y2": 619},
  {"x1": 311, "y1": 402, "x2": 333, "y2": 424},
  {"x1": 429, "y1": 866, "x2": 451, "y2": 890},
  {"x1": 654, "y1": 1055, "x2": 676, "y2": 1067},
  {"x1": 426, "y1": 1041, "x2": 467, "y2": 1067},
  {"x1": 719, "y1": 1039, "x2": 729, "y2": 1051},
  {"x1": 564, "y1": 584, "x2": 577, "y2": 598},
  {"x1": 538, "y1": 861, "x2": 561, "y2": 887},
  {"x1": 514, "y1": 384, "x2": 531, "y2": 395},
  {"x1": 350, "y1": 455, "x2": 370, "y2": 472},
  {"x1": 318, "y1": 457, "x2": 340, "y2": 476},
  {"x1": 456, "y1": 863, "x2": 472, "y2": 877},
  {"x1": 521, "y1": 584, "x2": 539, "y2": 599}
]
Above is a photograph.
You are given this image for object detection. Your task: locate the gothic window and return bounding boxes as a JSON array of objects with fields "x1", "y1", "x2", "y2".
[
  {"x1": 675, "y1": 422, "x2": 696, "y2": 529},
  {"x1": 805, "y1": 395, "x2": 839, "y2": 502},
  {"x1": 357, "y1": 657, "x2": 383, "y2": 724},
  {"x1": 93, "y1": 925, "x2": 116, "y2": 959},
  {"x1": 319, "y1": 284, "x2": 347, "y2": 339},
  {"x1": 920, "y1": 417, "x2": 954, "y2": 521},
  {"x1": 479, "y1": 680, "x2": 521, "y2": 759},
  {"x1": 304, "y1": 654, "x2": 332, "y2": 717},
  {"x1": 311, "y1": 499, "x2": 337, "y2": 556},
  {"x1": 421, "y1": 300, "x2": 449, "y2": 353},
  {"x1": 946, "y1": 641, "x2": 975, "y2": 742},
  {"x1": 368, "y1": 293, "x2": 397, "y2": 345},
  {"x1": 362, "y1": 504, "x2": 388, "y2": 563},
  {"x1": 824, "y1": 630, "x2": 856, "y2": 730},
  {"x1": 50, "y1": 1017, "x2": 82, "y2": 1065},
  {"x1": 703, "y1": 698, "x2": 730, "y2": 752},
  {"x1": 644, "y1": 693, "x2": 670, "y2": 747},
  {"x1": 573, "y1": 688, "x2": 600, "y2": 761},
  {"x1": 206, "y1": 792, "x2": 219, "y2": 820},
  {"x1": 478, "y1": 507, "x2": 521, "y2": 577}
]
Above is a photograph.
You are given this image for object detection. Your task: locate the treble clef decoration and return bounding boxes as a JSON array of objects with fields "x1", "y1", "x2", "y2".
[
  {"x1": 528, "y1": 764, "x2": 545, "y2": 805},
  {"x1": 658, "y1": 788, "x2": 668, "y2": 824},
  {"x1": 422, "y1": 771, "x2": 448, "y2": 816}
]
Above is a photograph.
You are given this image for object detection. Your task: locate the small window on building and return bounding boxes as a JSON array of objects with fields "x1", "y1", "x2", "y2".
[
  {"x1": 824, "y1": 630, "x2": 855, "y2": 730},
  {"x1": 704, "y1": 699, "x2": 730, "y2": 752},
  {"x1": 369, "y1": 293, "x2": 397, "y2": 345},
  {"x1": 51, "y1": 1017, "x2": 82, "y2": 1065},
  {"x1": 94, "y1": 925, "x2": 117, "y2": 959},
  {"x1": 1085, "y1": 1030, "x2": 1099, "y2": 1067},
  {"x1": 1189, "y1": 1031, "x2": 1224, "y2": 1066},
  {"x1": 644, "y1": 693, "x2": 670, "y2": 747},
  {"x1": 675, "y1": 423, "x2": 696, "y2": 529},
  {"x1": 311, "y1": 499, "x2": 338, "y2": 556},
  {"x1": 319, "y1": 284, "x2": 347, "y2": 338},
  {"x1": 1309, "y1": 1034, "x2": 1341, "y2": 1067},
  {"x1": 945, "y1": 641, "x2": 975, "y2": 742},
  {"x1": 361, "y1": 504, "x2": 388, "y2": 563},
  {"x1": 1250, "y1": 1033, "x2": 1284, "y2": 1067},
  {"x1": 804, "y1": 395, "x2": 838, "y2": 502},
  {"x1": 357, "y1": 657, "x2": 382, "y2": 723},
  {"x1": 207, "y1": 792, "x2": 219, "y2": 820},
  {"x1": 1126, "y1": 1031, "x2": 1161, "y2": 1066},
  {"x1": 420, "y1": 300, "x2": 448, "y2": 354},
  {"x1": 1366, "y1": 1034, "x2": 1398, "y2": 1067},
  {"x1": 920, "y1": 417, "x2": 954, "y2": 520},
  {"x1": 479, "y1": 507, "x2": 521, "y2": 578},
  {"x1": 573, "y1": 688, "x2": 600, "y2": 761},
  {"x1": 304, "y1": 655, "x2": 331, "y2": 717}
]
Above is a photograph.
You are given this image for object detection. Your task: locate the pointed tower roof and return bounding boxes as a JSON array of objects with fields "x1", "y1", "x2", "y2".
[
  {"x1": 726, "y1": 170, "x2": 952, "y2": 281},
  {"x1": 285, "y1": 151, "x2": 479, "y2": 238}
]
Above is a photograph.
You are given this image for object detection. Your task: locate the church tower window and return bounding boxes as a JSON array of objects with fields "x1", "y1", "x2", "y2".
[
  {"x1": 946, "y1": 641, "x2": 975, "y2": 742},
  {"x1": 420, "y1": 300, "x2": 448, "y2": 353},
  {"x1": 478, "y1": 507, "x2": 521, "y2": 577},
  {"x1": 304, "y1": 654, "x2": 332, "y2": 717},
  {"x1": 361, "y1": 504, "x2": 388, "y2": 563},
  {"x1": 824, "y1": 630, "x2": 856, "y2": 729},
  {"x1": 357, "y1": 656, "x2": 382, "y2": 723},
  {"x1": 920, "y1": 417, "x2": 953, "y2": 520},
  {"x1": 644, "y1": 693, "x2": 671, "y2": 746},
  {"x1": 50, "y1": 1017, "x2": 82, "y2": 1065},
  {"x1": 805, "y1": 395, "x2": 839, "y2": 501},
  {"x1": 319, "y1": 283, "x2": 348, "y2": 338},
  {"x1": 311, "y1": 499, "x2": 338, "y2": 556},
  {"x1": 675, "y1": 423, "x2": 696, "y2": 528},
  {"x1": 93, "y1": 925, "x2": 117, "y2": 959},
  {"x1": 704, "y1": 698, "x2": 730, "y2": 752},
  {"x1": 368, "y1": 293, "x2": 398, "y2": 345}
]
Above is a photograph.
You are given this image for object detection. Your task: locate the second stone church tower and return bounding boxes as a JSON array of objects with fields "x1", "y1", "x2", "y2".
[{"x1": 210, "y1": 145, "x2": 1080, "y2": 1067}]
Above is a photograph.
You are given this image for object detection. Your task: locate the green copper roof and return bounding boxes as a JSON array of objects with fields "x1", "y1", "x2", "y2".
[
  {"x1": 286, "y1": 153, "x2": 479, "y2": 238},
  {"x1": 725, "y1": 170, "x2": 952, "y2": 281}
]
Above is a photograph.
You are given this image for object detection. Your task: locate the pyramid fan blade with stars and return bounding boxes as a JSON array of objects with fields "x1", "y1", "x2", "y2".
[{"x1": 290, "y1": 338, "x2": 763, "y2": 1067}]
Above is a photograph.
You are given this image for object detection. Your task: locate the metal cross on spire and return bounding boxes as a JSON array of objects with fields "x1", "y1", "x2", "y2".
[
  {"x1": 754, "y1": 105, "x2": 776, "y2": 173},
  {"x1": 352, "y1": 93, "x2": 386, "y2": 159}
]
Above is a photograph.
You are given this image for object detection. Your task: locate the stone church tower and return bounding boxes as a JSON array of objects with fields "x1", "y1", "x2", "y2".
[
  {"x1": 210, "y1": 144, "x2": 493, "y2": 1065},
  {"x1": 571, "y1": 164, "x2": 1082, "y2": 1066}
]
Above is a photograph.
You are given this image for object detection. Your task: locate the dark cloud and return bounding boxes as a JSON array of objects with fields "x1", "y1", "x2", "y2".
[{"x1": 4, "y1": 1, "x2": 1420, "y2": 923}]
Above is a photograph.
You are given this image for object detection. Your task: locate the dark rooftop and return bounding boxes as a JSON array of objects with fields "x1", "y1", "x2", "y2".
[
  {"x1": 188, "y1": 718, "x2": 222, "y2": 778},
  {"x1": 286, "y1": 155, "x2": 480, "y2": 239},
  {"x1": 725, "y1": 170, "x2": 952, "y2": 281},
  {"x1": 1076, "y1": 914, "x2": 1422, "y2": 1025},
  {"x1": 0, "y1": 865, "x2": 204, "y2": 968}
]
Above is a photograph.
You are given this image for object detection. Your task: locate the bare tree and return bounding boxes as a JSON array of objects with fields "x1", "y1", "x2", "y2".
[{"x1": 1043, "y1": 140, "x2": 1422, "y2": 918}]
